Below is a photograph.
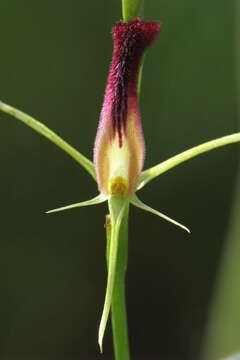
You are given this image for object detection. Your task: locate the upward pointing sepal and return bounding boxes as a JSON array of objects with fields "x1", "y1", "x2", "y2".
[{"x1": 0, "y1": 100, "x2": 96, "y2": 181}]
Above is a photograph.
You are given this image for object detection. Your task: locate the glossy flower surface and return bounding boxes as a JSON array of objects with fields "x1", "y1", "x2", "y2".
[{"x1": 94, "y1": 19, "x2": 160, "y2": 197}]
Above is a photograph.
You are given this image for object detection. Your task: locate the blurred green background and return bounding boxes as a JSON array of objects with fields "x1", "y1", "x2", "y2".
[{"x1": 0, "y1": 0, "x2": 239, "y2": 359}]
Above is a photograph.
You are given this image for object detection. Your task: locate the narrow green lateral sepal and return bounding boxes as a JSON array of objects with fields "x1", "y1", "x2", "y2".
[
  {"x1": 46, "y1": 194, "x2": 107, "y2": 214},
  {"x1": 130, "y1": 194, "x2": 190, "y2": 233},
  {"x1": 98, "y1": 195, "x2": 128, "y2": 353},
  {"x1": 138, "y1": 133, "x2": 240, "y2": 190},
  {"x1": 0, "y1": 100, "x2": 96, "y2": 180}
]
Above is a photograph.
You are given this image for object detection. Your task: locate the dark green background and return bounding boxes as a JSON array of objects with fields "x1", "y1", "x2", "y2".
[{"x1": 0, "y1": 1, "x2": 238, "y2": 359}]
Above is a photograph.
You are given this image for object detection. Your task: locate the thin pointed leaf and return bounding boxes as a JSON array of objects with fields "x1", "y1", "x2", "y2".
[
  {"x1": 138, "y1": 133, "x2": 240, "y2": 189},
  {"x1": 0, "y1": 100, "x2": 96, "y2": 180},
  {"x1": 46, "y1": 194, "x2": 107, "y2": 214},
  {"x1": 130, "y1": 194, "x2": 190, "y2": 233},
  {"x1": 98, "y1": 196, "x2": 128, "y2": 352}
]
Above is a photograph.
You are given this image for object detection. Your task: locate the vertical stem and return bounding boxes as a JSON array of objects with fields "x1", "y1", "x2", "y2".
[
  {"x1": 122, "y1": 0, "x2": 144, "y2": 21},
  {"x1": 106, "y1": 204, "x2": 130, "y2": 360},
  {"x1": 104, "y1": 2, "x2": 144, "y2": 358},
  {"x1": 121, "y1": 0, "x2": 145, "y2": 97}
]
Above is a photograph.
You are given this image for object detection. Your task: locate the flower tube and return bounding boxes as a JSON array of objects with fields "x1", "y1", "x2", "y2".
[{"x1": 94, "y1": 19, "x2": 160, "y2": 197}]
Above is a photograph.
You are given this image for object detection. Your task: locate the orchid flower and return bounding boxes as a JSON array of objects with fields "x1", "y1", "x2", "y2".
[{"x1": 1, "y1": 15, "x2": 240, "y2": 360}]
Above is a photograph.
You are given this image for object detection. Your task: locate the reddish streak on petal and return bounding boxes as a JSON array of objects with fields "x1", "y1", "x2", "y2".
[{"x1": 107, "y1": 19, "x2": 161, "y2": 146}]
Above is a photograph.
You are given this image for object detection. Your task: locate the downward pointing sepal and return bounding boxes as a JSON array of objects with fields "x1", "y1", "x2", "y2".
[
  {"x1": 130, "y1": 194, "x2": 190, "y2": 233},
  {"x1": 46, "y1": 194, "x2": 107, "y2": 214},
  {"x1": 98, "y1": 195, "x2": 128, "y2": 352}
]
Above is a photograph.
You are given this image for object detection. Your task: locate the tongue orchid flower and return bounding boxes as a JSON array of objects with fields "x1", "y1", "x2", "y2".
[
  {"x1": 1, "y1": 15, "x2": 240, "y2": 355},
  {"x1": 94, "y1": 19, "x2": 159, "y2": 198},
  {"x1": 41, "y1": 19, "x2": 189, "y2": 235}
]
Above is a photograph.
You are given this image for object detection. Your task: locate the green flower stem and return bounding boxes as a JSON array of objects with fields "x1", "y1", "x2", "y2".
[
  {"x1": 0, "y1": 100, "x2": 96, "y2": 180},
  {"x1": 122, "y1": 0, "x2": 145, "y2": 96},
  {"x1": 101, "y1": 3, "x2": 144, "y2": 358},
  {"x1": 122, "y1": 0, "x2": 144, "y2": 21},
  {"x1": 106, "y1": 204, "x2": 130, "y2": 360},
  {"x1": 139, "y1": 133, "x2": 240, "y2": 189}
]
